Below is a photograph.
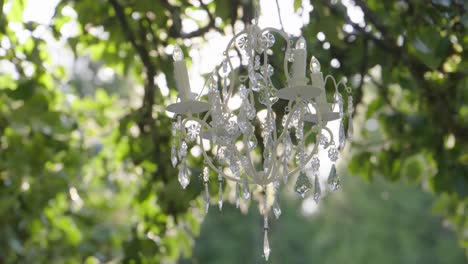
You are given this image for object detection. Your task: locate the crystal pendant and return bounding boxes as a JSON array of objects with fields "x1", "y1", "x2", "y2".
[
  {"x1": 327, "y1": 164, "x2": 340, "y2": 191},
  {"x1": 347, "y1": 95, "x2": 354, "y2": 142},
  {"x1": 282, "y1": 158, "x2": 289, "y2": 184},
  {"x1": 338, "y1": 120, "x2": 346, "y2": 150},
  {"x1": 295, "y1": 172, "x2": 312, "y2": 198},
  {"x1": 247, "y1": 132, "x2": 257, "y2": 151},
  {"x1": 263, "y1": 230, "x2": 271, "y2": 261},
  {"x1": 178, "y1": 158, "x2": 190, "y2": 189},
  {"x1": 313, "y1": 174, "x2": 321, "y2": 203},
  {"x1": 347, "y1": 117, "x2": 354, "y2": 142},
  {"x1": 235, "y1": 182, "x2": 240, "y2": 208},
  {"x1": 242, "y1": 176, "x2": 250, "y2": 200},
  {"x1": 204, "y1": 183, "x2": 210, "y2": 213},
  {"x1": 335, "y1": 92, "x2": 344, "y2": 118},
  {"x1": 218, "y1": 183, "x2": 223, "y2": 211},
  {"x1": 171, "y1": 138, "x2": 178, "y2": 168},
  {"x1": 272, "y1": 200, "x2": 282, "y2": 219}
]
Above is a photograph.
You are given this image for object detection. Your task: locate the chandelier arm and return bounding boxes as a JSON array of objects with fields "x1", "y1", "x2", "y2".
[
  {"x1": 224, "y1": 30, "x2": 248, "y2": 56},
  {"x1": 321, "y1": 126, "x2": 335, "y2": 148},
  {"x1": 267, "y1": 100, "x2": 306, "y2": 183},
  {"x1": 220, "y1": 30, "x2": 248, "y2": 102},
  {"x1": 199, "y1": 134, "x2": 243, "y2": 183},
  {"x1": 275, "y1": 100, "x2": 297, "y2": 144},
  {"x1": 241, "y1": 134, "x2": 261, "y2": 183},
  {"x1": 196, "y1": 72, "x2": 217, "y2": 101},
  {"x1": 283, "y1": 138, "x2": 319, "y2": 182},
  {"x1": 183, "y1": 116, "x2": 244, "y2": 183},
  {"x1": 259, "y1": 27, "x2": 291, "y2": 83},
  {"x1": 323, "y1": 75, "x2": 350, "y2": 112}
]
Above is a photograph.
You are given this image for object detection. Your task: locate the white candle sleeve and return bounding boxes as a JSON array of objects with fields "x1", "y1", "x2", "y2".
[
  {"x1": 174, "y1": 60, "x2": 191, "y2": 101},
  {"x1": 292, "y1": 49, "x2": 306, "y2": 81}
]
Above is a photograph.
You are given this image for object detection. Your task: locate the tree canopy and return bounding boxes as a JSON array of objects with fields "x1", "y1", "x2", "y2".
[{"x1": 0, "y1": 0, "x2": 467, "y2": 263}]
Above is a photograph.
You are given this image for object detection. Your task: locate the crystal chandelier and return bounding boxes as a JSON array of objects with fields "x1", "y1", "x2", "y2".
[{"x1": 167, "y1": 24, "x2": 353, "y2": 260}]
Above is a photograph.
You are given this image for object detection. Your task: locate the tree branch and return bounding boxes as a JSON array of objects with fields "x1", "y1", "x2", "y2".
[
  {"x1": 109, "y1": 0, "x2": 156, "y2": 127},
  {"x1": 161, "y1": 0, "x2": 221, "y2": 39}
]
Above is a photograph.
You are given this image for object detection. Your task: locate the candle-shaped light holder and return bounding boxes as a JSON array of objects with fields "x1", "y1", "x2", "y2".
[
  {"x1": 173, "y1": 46, "x2": 195, "y2": 101},
  {"x1": 304, "y1": 56, "x2": 340, "y2": 123},
  {"x1": 291, "y1": 37, "x2": 307, "y2": 86},
  {"x1": 277, "y1": 37, "x2": 322, "y2": 101},
  {"x1": 167, "y1": 46, "x2": 209, "y2": 115},
  {"x1": 310, "y1": 56, "x2": 327, "y2": 109}
]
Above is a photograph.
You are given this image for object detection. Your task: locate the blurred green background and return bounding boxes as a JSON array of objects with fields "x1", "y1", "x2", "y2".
[{"x1": 0, "y1": 0, "x2": 467, "y2": 263}]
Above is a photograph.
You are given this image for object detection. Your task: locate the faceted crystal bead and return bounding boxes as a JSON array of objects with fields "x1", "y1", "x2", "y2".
[
  {"x1": 178, "y1": 141, "x2": 187, "y2": 160},
  {"x1": 242, "y1": 177, "x2": 250, "y2": 200},
  {"x1": 216, "y1": 146, "x2": 227, "y2": 162},
  {"x1": 239, "y1": 84, "x2": 249, "y2": 99},
  {"x1": 311, "y1": 156, "x2": 320, "y2": 172},
  {"x1": 286, "y1": 46, "x2": 294, "y2": 62},
  {"x1": 254, "y1": 55, "x2": 261, "y2": 70},
  {"x1": 238, "y1": 109, "x2": 250, "y2": 134},
  {"x1": 171, "y1": 138, "x2": 178, "y2": 168},
  {"x1": 177, "y1": 115, "x2": 182, "y2": 130},
  {"x1": 226, "y1": 120, "x2": 240, "y2": 138},
  {"x1": 266, "y1": 64, "x2": 274, "y2": 77},
  {"x1": 202, "y1": 166, "x2": 209, "y2": 182},
  {"x1": 259, "y1": 89, "x2": 272, "y2": 106},
  {"x1": 313, "y1": 174, "x2": 321, "y2": 203},
  {"x1": 295, "y1": 172, "x2": 312, "y2": 198},
  {"x1": 171, "y1": 121, "x2": 177, "y2": 136},
  {"x1": 262, "y1": 32, "x2": 275, "y2": 48},
  {"x1": 263, "y1": 230, "x2": 271, "y2": 261},
  {"x1": 296, "y1": 120, "x2": 304, "y2": 140},
  {"x1": 252, "y1": 73, "x2": 266, "y2": 92},
  {"x1": 230, "y1": 159, "x2": 240, "y2": 177},
  {"x1": 328, "y1": 147, "x2": 339, "y2": 162},
  {"x1": 319, "y1": 133, "x2": 329, "y2": 145},
  {"x1": 245, "y1": 102, "x2": 256, "y2": 120},
  {"x1": 282, "y1": 114, "x2": 289, "y2": 128},
  {"x1": 272, "y1": 200, "x2": 282, "y2": 219},
  {"x1": 269, "y1": 88, "x2": 279, "y2": 104},
  {"x1": 327, "y1": 164, "x2": 340, "y2": 191},
  {"x1": 178, "y1": 159, "x2": 190, "y2": 189},
  {"x1": 283, "y1": 131, "x2": 293, "y2": 157},
  {"x1": 295, "y1": 147, "x2": 305, "y2": 169}
]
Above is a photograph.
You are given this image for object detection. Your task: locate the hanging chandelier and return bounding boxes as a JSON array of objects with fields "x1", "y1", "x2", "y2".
[{"x1": 167, "y1": 23, "x2": 353, "y2": 260}]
